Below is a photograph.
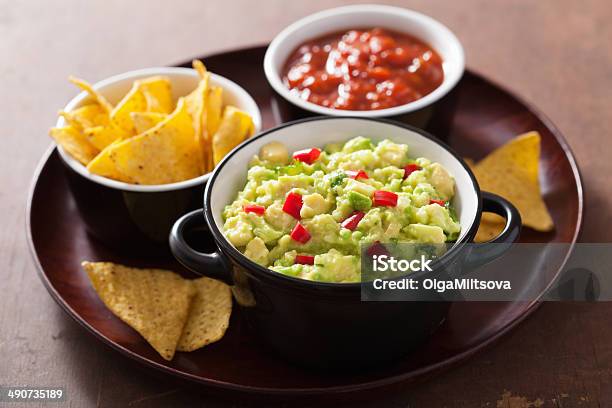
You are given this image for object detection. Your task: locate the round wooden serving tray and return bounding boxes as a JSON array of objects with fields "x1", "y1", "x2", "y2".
[{"x1": 27, "y1": 46, "x2": 583, "y2": 396}]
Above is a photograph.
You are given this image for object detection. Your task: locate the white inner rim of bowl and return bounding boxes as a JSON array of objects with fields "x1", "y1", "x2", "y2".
[{"x1": 209, "y1": 118, "x2": 478, "y2": 245}]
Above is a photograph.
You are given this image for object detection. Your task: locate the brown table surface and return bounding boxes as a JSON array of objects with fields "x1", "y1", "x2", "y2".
[{"x1": 2, "y1": 0, "x2": 611, "y2": 407}]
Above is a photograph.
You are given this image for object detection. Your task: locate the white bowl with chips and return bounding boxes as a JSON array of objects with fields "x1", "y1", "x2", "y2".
[
  {"x1": 54, "y1": 67, "x2": 262, "y2": 253},
  {"x1": 56, "y1": 67, "x2": 262, "y2": 191}
]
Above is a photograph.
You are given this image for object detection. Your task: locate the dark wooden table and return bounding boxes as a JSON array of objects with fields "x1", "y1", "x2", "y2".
[{"x1": 2, "y1": 0, "x2": 611, "y2": 406}]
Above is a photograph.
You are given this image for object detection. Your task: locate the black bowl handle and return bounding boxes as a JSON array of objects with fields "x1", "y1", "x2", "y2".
[
  {"x1": 464, "y1": 192, "x2": 522, "y2": 270},
  {"x1": 169, "y1": 209, "x2": 232, "y2": 284}
]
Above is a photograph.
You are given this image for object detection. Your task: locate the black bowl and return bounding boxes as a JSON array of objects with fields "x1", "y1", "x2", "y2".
[
  {"x1": 170, "y1": 117, "x2": 521, "y2": 368},
  {"x1": 59, "y1": 151, "x2": 205, "y2": 256}
]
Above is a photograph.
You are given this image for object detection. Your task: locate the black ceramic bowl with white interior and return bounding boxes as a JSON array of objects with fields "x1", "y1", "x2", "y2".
[
  {"x1": 264, "y1": 5, "x2": 465, "y2": 128},
  {"x1": 55, "y1": 67, "x2": 262, "y2": 255},
  {"x1": 170, "y1": 117, "x2": 520, "y2": 368}
]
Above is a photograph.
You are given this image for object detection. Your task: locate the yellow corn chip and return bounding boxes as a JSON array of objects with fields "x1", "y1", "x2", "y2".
[
  {"x1": 87, "y1": 140, "x2": 131, "y2": 182},
  {"x1": 473, "y1": 131, "x2": 553, "y2": 231},
  {"x1": 185, "y1": 64, "x2": 210, "y2": 174},
  {"x1": 83, "y1": 125, "x2": 123, "y2": 151},
  {"x1": 193, "y1": 59, "x2": 207, "y2": 79},
  {"x1": 64, "y1": 81, "x2": 129, "y2": 151},
  {"x1": 106, "y1": 98, "x2": 201, "y2": 184},
  {"x1": 138, "y1": 76, "x2": 173, "y2": 114},
  {"x1": 474, "y1": 213, "x2": 506, "y2": 243},
  {"x1": 83, "y1": 262, "x2": 196, "y2": 361},
  {"x1": 59, "y1": 104, "x2": 109, "y2": 130},
  {"x1": 212, "y1": 106, "x2": 254, "y2": 165},
  {"x1": 68, "y1": 77, "x2": 137, "y2": 149},
  {"x1": 204, "y1": 87, "x2": 224, "y2": 171},
  {"x1": 467, "y1": 157, "x2": 505, "y2": 242},
  {"x1": 85, "y1": 122, "x2": 130, "y2": 152},
  {"x1": 177, "y1": 277, "x2": 232, "y2": 352},
  {"x1": 111, "y1": 82, "x2": 148, "y2": 134},
  {"x1": 464, "y1": 158, "x2": 476, "y2": 169},
  {"x1": 131, "y1": 112, "x2": 167, "y2": 134},
  {"x1": 69, "y1": 77, "x2": 113, "y2": 113},
  {"x1": 185, "y1": 76, "x2": 207, "y2": 119},
  {"x1": 50, "y1": 126, "x2": 99, "y2": 165},
  {"x1": 206, "y1": 87, "x2": 223, "y2": 139}
]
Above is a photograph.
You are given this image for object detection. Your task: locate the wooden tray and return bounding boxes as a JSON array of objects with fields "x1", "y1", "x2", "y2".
[{"x1": 27, "y1": 46, "x2": 583, "y2": 396}]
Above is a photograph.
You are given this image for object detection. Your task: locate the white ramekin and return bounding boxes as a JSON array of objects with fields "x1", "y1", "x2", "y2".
[{"x1": 263, "y1": 4, "x2": 465, "y2": 118}]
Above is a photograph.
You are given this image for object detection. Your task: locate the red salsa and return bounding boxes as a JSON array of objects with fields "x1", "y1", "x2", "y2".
[{"x1": 282, "y1": 28, "x2": 444, "y2": 111}]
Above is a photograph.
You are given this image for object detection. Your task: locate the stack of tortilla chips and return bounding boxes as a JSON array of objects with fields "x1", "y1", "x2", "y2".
[
  {"x1": 50, "y1": 60, "x2": 254, "y2": 185},
  {"x1": 83, "y1": 262, "x2": 232, "y2": 361}
]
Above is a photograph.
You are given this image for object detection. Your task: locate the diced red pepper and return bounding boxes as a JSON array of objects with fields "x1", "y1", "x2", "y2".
[
  {"x1": 293, "y1": 148, "x2": 321, "y2": 164},
  {"x1": 345, "y1": 169, "x2": 369, "y2": 180},
  {"x1": 282, "y1": 192, "x2": 303, "y2": 219},
  {"x1": 295, "y1": 254, "x2": 315, "y2": 265},
  {"x1": 341, "y1": 211, "x2": 366, "y2": 231},
  {"x1": 290, "y1": 223, "x2": 311, "y2": 244},
  {"x1": 429, "y1": 199, "x2": 446, "y2": 206},
  {"x1": 403, "y1": 163, "x2": 421, "y2": 179},
  {"x1": 366, "y1": 241, "x2": 390, "y2": 257},
  {"x1": 373, "y1": 190, "x2": 398, "y2": 207},
  {"x1": 243, "y1": 204, "x2": 265, "y2": 215}
]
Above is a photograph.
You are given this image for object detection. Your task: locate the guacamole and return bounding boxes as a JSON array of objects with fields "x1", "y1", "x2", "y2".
[{"x1": 222, "y1": 137, "x2": 460, "y2": 283}]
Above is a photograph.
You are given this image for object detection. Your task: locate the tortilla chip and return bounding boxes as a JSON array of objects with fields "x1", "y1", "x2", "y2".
[
  {"x1": 231, "y1": 285, "x2": 256, "y2": 307},
  {"x1": 193, "y1": 59, "x2": 207, "y2": 79},
  {"x1": 84, "y1": 122, "x2": 132, "y2": 151},
  {"x1": 212, "y1": 106, "x2": 254, "y2": 165},
  {"x1": 464, "y1": 158, "x2": 476, "y2": 169},
  {"x1": 131, "y1": 112, "x2": 167, "y2": 134},
  {"x1": 204, "y1": 87, "x2": 224, "y2": 171},
  {"x1": 82, "y1": 125, "x2": 123, "y2": 151},
  {"x1": 138, "y1": 76, "x2": 173, "y2": 114},
  {"x1": 206, "y1": 87, "x2": 223, "y2": 139},
  {"x1": 68, "y1": 77, "x2": 131, "y2": 149},
  {"x1": 177, "y1": 277, "x2": 232, "y2": 352},
  {"x1": 184, "y1": 78, "x2": 207, "y2": 124},
  {"x1": 111, "y1": 82, "x2": 148, "y2": 134},
  {"x1": 106, "y1": 98, "x2": 201, "y2": 184},
  {"x1": 59, "y1": 104, "x2": 109, "y2": 130},
  {"x1": 82, "y1": 262, "x2": 196, "y2": 361},
  {"x1": 71, "y1": 77, "x2": 172, "y2": 149},
  {"x1": 50, "y1": 126, "x2": 99, "y2": 165},
  {"x1": 86, "y1": 140, "x2": 131, "y2": 182},
  {"x1": 185, "y1": 66, "x2": 210, "y2": 174},
  {"x1": 69, "y1": 77, "x2": 113, "y2": 113},
  {"x1": 474, "y1": 213, "x2": 506, "y2": 243},
  {"x1": 472, "y1": 131, "x2": 553, "y2": 231}
]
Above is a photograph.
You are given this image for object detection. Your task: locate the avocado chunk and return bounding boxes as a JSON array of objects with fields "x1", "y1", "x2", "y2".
[
  {"x1": 325, "y1": 142, "x2": 343, "y2": 154},
  {"x1": 348, "y1": 191, "x2": 372, "y2": 212},
  {"x1": 342, "y1": 136, "x2": 374, "y2": 153}
]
